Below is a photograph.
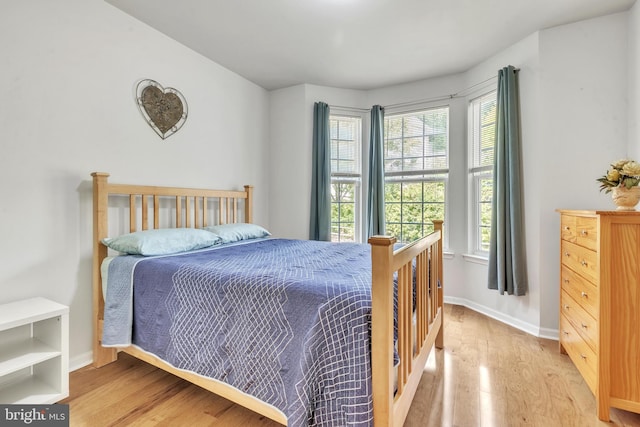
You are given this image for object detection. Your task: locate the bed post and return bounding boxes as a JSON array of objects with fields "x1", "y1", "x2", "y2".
[
  {"x1": 244, "y1": 185, "x2": 254, "y2": 223},
  {"x1": 91, "y1": 172, "x2": 117, "y2": 367},
  {"x1": 433, "y1": 220, "x2": 444, "y2": 349},
  {"x1": 368, "y1": 235, "x2": 396, "y2": 427}
]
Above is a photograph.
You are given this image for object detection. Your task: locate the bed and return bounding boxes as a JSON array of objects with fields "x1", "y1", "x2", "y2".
[{"x1": 91, "y1": 172, "x2": 444, "y2": 427}]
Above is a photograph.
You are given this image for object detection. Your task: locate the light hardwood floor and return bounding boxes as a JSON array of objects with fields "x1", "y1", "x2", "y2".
[{"x1": 62, "y1": 304, "x2": 640, "y2": 426}]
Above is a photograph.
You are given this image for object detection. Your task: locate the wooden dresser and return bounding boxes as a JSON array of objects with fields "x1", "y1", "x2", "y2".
[{"x1": 557, "y1": 209, "x2": 640, "y2": 421}]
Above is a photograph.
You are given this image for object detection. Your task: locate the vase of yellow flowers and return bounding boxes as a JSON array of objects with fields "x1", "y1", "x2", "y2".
[{"x1": 597, "y1": 159, "x2": 640, "y2": 210}]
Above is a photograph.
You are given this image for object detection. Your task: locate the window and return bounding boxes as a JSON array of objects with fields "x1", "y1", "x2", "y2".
[
  {"x1": 468, "y1": 91, "x2": 497, "y2": 254},
  {"x1": 330, "y1": 115, "x2": 362, "y2": 242},
  {"x1": 383, "y1": 107, "x2": 448, "y2": 243}
]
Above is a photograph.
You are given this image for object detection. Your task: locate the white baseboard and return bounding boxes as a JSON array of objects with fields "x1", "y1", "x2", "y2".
[
  {"x1": 444, "y1": 296, "x2": 559, "y2": 341},
  {"x1": 69, "y1": 351, "x2": 93, "y2": 372}
]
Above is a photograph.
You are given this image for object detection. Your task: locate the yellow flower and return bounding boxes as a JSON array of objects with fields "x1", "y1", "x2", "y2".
[
  {"x1": 598, "y1": 158, "x2": 640, "y2": 193},
  {"x1": 612, "y1": 159, "x2": 631, "y2": 169},
  {"x1": 607, "y1": 169, "x2": 621, "y2": 182},
  {"x1": 622, "y1": 161, "x2": 640, "y2": 177}
]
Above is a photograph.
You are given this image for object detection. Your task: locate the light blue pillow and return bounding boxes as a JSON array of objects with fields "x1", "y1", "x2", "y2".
[
  {"x1": 203, "y1": 223, "x2": 271, "y2": 244},
  {"x1": 102, "y1": 228, "x2": 220, "y2": 256}
]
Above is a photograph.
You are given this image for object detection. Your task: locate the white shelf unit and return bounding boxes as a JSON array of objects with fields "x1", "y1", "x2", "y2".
[{"x1": 0, "y1": 297, "x2": 69, "y2": 404}]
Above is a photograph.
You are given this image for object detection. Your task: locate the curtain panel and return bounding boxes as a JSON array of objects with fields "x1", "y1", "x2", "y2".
[
  {"x1": 488, "y1": 66, "x2": 528, "y2": 296},
  {"x1": 309, "y1": 102, "x2": 331, "y2": 241},
  {"x1": 367, "y1": 105, "x2": 386, "y2": 238}
]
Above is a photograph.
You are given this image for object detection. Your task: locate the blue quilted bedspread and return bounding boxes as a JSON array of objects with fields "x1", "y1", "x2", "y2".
[{"x1": 103, "y1": 238, "x2": 378, "y2": 426}]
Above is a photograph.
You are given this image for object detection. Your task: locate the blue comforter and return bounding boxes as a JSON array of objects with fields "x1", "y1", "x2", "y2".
[{"x1": 103, "y1": 238, "x2": 376, "y2": 426}]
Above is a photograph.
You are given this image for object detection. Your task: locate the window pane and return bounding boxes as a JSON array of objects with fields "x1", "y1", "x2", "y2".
[
  {"x1": 384, "y1": 107, "x2": 449, "y2": 242},
  {"x1": 386, "y1": 117, "x2": 403, "y2": 139},
  {"x1": 470, "y1": 91, "x2": 496, "y2": 254},
  {"x1": 480, "y1": 177, "x2": 493, "y2": 203},
  {"x1": 383, "y1": 180, "x2": 446, "y2": 244},
  {"x1": 401, "y1": 202, "x2": 422, "y2": 224},
  {"x1": 385, "y1": 183, "x2": 401, "y2": 202},
  {"x1": 472, "y1": 92, "x2": 497, "y2": 169},
  {"x1": 384, "y1": 107, "x2": 449, "y2": 174},
  {"x1": 480, "y1": 226, "x2": 491, "y2": 252},
  {"x1": 401, "y1": 224, "x2": 423, "y2": 243},
  {"x1": 383, "y1": 107, "x2": 449, "y2": 244},
  {"x1": 338, "y1": 122, "x2": 353, "y2": 140},
  {"x1": 480, "y1": 177, "x2": 493, "y2": 246},
  {"x1": 423, "y1": 181, "x2": 445, "y2": 202},
  {"x1": 384, "y1": 158, "x2": 402, "y2": 173},
  {"x1": 403, "y1": 116, "x2": 424, "y2": 137},
  {"x1": 330, "y1": 181, "x2": 358, "y2": 242},
  {"x1": 330, "y1": 114, "x2": 362, "y2": 243},
  {"x1": 385, "y1": 202, "x2": 401, "y2": 223},
  {"x1": 330, "y1": 119, "x2": 338, "y2": 139}
]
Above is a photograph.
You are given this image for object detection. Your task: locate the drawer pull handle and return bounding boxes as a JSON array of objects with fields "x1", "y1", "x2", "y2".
[
  {"x1": 580, "y1": 354, "x2": 587, "y2": 360},
  {"x1": 563, "y1": 330, "x2": 569, "y2": 335},
  {"x1": 580, "y1": 230, "x2": 588, "y2": 236},
  {"x1": 581, "y1": 323, "x2": 588, "y2": 329},
  {"x1": 563, "y1": 279, "x2": 570, "y2": 284},
  {"x1": 581, "y1": 260, "x2": 588, "y2": 267},
  {"x1": 563, "y1": 304, "x2": 570, "y2": 310},
  {"x1": 564, "y1": 226, "x2": 570, "y2": 231},
  {"x1": 564, "y1": 252, "x2": 570, "y2": 257},
  {"x1": 581, "y1": 291, "x2": 588, "y2": 298}
]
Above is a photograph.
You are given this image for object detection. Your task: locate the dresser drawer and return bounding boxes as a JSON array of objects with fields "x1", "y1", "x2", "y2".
[
  {"x1": 560, "y1": 314, "x2": 597, "y2": 394},
  {"x1": 561, "y1": 265, "x2": 599, "y2": 318},
  {"x1": 561, "y1": 215, "x2": 577, "y2": 243},
  {"x1": 575, "y1": 216, "x2": 597, "y2": 251},
  {"x1": 561, "y1": 240, "x2": 598, "y2": 284},
  {"x1": 561, "y1": 290, "x2": 598, "y2": 352}
]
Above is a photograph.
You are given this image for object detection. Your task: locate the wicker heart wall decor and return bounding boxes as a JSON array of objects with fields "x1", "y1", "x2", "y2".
[{"x1": 135, "y1": 79, "x2": 188, "y2": 140}]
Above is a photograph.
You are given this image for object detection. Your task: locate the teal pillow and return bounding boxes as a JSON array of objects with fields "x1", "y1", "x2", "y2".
[
  {"x1": 203, "y1": 223, "x2": 271, "y2": 244},
  {"x1": 102, "y1": 228, "x2": 220, "y2": 256}
]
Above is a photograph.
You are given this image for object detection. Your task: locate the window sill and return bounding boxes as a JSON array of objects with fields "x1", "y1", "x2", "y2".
[
  {"x1": 462, "y1": 253, "x2": 488, "y2": 265},
  {"x1": 443, "y1": 251, "x2": 455, "y2": 260}
]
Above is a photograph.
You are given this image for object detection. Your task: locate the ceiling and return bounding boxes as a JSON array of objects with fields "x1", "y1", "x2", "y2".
[{"x1": 106, "y1": 0, "x2": 636, "y2": 91}]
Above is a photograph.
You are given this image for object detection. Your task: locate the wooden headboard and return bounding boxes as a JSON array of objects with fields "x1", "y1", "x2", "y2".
[{"x1": 91, "y1": 172, "x2": 254, "y2": 366}]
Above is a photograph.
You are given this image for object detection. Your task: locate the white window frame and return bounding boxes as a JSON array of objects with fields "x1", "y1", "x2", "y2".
[
  {"x1": 383, "y1": 103, "x2": 450, "y2": 246},
  {"x1": 467, "y1": 90, "x2": 497, "y2": 257},
  {"x1": 329, "y1": 110, "x2": 366, "y2": 243}
]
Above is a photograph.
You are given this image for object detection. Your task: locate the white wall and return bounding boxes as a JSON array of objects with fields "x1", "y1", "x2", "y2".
[
  {"x1": 269, "y1": 85, "x2": 309, "y2": 238},
  {"x1": 629, "y1": 2, "x2": 640, "y2": 160},
  {"x1": 0, "y1": 0, "x2": 270, "y2": 369},
  {"x1": 537, "y1": 12, "x2": 629, "y2": 332}
]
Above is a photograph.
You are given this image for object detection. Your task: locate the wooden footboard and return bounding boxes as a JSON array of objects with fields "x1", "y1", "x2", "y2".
[
  {"x1": 91, "y1": 172, "x2": 443, "y2": 427},
  {"x1": 369, "y1": 221, "x2": 444, "y2": 427}
]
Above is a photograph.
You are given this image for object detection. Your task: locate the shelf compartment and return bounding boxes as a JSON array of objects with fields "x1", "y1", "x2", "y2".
[{"x1": 0, "y1": 338, "x2": 61, "y2": 377}]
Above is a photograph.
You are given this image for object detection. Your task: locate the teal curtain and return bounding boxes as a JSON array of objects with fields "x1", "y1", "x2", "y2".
[
  {"x1": 488, "y1": 66, "x2": 528, "y2": 295},
  {"x1": 367, "y1": 105, "x2": 386, "y2": 238},
  {"x1": 309, "y1": 102, "x2": 331, "y2": 241}
]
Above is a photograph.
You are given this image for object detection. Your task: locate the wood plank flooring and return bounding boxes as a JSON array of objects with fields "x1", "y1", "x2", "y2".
[{"x1": 61, "y1": 304, "x2": 640, "y2": 426}]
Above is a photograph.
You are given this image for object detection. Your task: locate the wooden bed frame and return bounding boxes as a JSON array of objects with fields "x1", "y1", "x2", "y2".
[{"x1": 91, "y1": 172, "x2": 444, "y2": 427}]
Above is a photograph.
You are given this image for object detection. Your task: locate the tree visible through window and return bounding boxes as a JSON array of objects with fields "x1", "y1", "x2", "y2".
[
  {"x1": 469, "y1": 91, "x2": 497, "y2": 254},
  {"x1": 383, "y1": 107, "x2": 449, "y2": 243},
  {"x1": 330, "y1": 115, "x2": 362, "y2": 242}
]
